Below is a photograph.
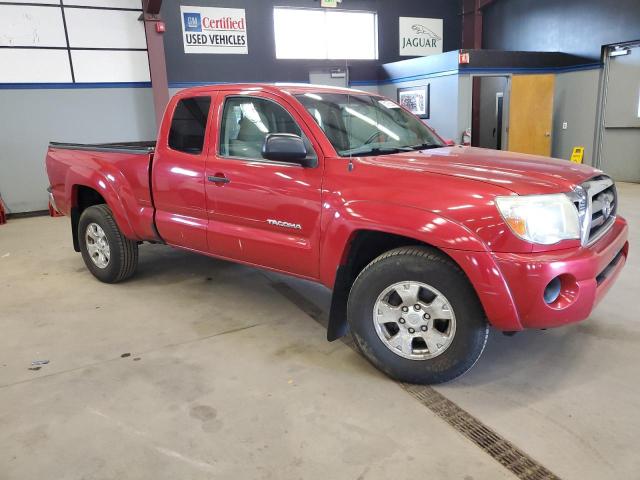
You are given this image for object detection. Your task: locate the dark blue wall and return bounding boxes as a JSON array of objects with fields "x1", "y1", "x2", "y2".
[
  {"x1": 161, "y1": 0, "x2": 462, "y2": 85},
  {"x1": 483, "y1": 0, "x2": 640, "y2": 60}
]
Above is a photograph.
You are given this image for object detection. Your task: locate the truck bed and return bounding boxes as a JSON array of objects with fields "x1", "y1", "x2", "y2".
[
  {"x1": 49, "y1": 141, "x2": 155, "y2": 155},
  {"x1": 46, "y1": 140, "x2": 158, "y2": 241}
]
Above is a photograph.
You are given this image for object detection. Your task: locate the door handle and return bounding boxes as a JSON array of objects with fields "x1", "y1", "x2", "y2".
[{"x1": 208, "y1": 175, "x2": 230, "y2": 184}]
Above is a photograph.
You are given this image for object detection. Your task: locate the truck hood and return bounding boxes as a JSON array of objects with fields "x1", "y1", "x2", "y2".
[{"x1": 357, "y1": 146, "x2": 601, "y2": 195}]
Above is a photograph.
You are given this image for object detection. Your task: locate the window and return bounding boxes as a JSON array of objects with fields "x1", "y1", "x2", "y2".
[
  {"x1": 0, "y1": 2, "x2": 149, "y2": 84},
  {"x1": 295, "y1": 92, "x2": 443, "y2": 156},
  {"x1": 220, "y1": 96, "x2": 316, "y2": 162},
  {"x1": 274, "y1": 7, "x2": 378, "y2": 60},
  {"x1": 168, "y1": 97, "x2": 211, "y2": 154}
]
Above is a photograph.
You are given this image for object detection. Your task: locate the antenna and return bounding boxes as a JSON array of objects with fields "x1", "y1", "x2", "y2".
[{"x1": 346, "y1": 57, "x2": 354, "y2": 172}]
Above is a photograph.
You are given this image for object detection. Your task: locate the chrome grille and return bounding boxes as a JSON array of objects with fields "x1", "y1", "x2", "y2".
[{"x1": 570, "y1": 175, "x2": 617, "y2": 246}]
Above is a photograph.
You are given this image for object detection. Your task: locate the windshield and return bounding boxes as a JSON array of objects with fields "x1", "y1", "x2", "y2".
[{"x1": 295, "y1": 92, "x2": 444, "y2": 156}]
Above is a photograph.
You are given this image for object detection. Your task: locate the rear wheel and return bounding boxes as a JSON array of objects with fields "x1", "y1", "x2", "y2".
[
  {"x1": 78, "y1": 204, "x2": 138, "y2": 283},
  {"x1": 347, "y1": 246, "x2": 489, "y2": 384}
]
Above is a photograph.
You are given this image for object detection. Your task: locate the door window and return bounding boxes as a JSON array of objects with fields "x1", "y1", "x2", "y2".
[
  {"x1": 220, "y1": 96, "x2": 316, "y2": 162},
  {"x1": 168, "y1": 96, "x2": 211, "y2": 154}
]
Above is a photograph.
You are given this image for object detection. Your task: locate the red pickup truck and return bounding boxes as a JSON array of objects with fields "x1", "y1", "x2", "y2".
[{"x1": 46, "y1": 84, "x2": 629, "y2": 384}]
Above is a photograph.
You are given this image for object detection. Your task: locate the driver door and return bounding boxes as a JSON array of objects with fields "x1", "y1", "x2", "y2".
[{"x1": 205, "y1": 91, "x2": 324, "y2": 279}]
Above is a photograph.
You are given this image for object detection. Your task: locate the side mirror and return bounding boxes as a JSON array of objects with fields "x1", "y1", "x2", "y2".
[
  {"x1": 444, "y1": 139, "x2": 455, "y2": 146},
  {"x1": 262, "y1": 133, "x2": 311, "y2": 166}
]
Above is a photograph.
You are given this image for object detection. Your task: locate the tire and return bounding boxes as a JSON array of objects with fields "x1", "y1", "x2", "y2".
[
  {"x1": 347, "y1": 246, "x2": 489, "y2": 384},
  {"x1": 78, "y1": 204, "x2": 138, "y2": 283}
]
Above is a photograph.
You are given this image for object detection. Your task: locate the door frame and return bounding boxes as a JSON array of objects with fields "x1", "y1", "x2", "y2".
[
  {"x1": 495, "y1": 92, "x2": 504, "y2": 150},
  {"x1": 203, "y1": 88, "x2": 327, "y2": 279},
  {"x1": 469, "y1": 74, "x2": 511, "y2": 150},
  {"x1": 594, "y1": 40, "x2": 640, "y2": 170}
]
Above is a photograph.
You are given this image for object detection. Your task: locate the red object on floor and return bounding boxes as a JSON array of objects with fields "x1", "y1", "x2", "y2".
[
  {"x1": 0, "y1": 196, "x2": 6, "y2": 225},
  {"x1": 49, "y1": 201, "x2": 64, "y2": 217}
]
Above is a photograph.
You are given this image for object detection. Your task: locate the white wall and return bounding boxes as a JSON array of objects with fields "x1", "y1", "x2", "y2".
[
  {"x1": 457, "y1": 74, "x2": 471, "y2": 144},
  {"x1": 378, "y1": 73, "x2": 460, "y2": 142},
  {"x1": 352, "y1": 84, "x2": 380, "y2": 94},
  {"x1": 457, "y1": 69, "x2": 603, "y2": 161},
  {"x1": 0, "y1": 1, "x2": 149, "y2": 84},
  {"x1": 552, "y1": 68, "x2": 601, "y2": 164},
  {"x1": 0, "y1": 1, "x2": 154, "y2": 213},
  {"x1": 0, "y1": 88, "x2": 156, "y2": 213}
]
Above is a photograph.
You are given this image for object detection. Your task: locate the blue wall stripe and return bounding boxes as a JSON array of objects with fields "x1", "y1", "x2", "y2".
[
  {"x1": 374, "y1": 69, "x2": 460, "y2": 85},
  {"x1": 459, "y1": 62, "x2": 602, "y2": 75},
  {"x1": 348, "y1": 80, "x2": 380, "y2": 86},
  {"x1": 373, "y1": 62, "x2": 602, "y2": 85},
  {"x1": 0, "y1": 82, "x2": 151, "y2": 90},
  {"x1": 0, "y1": 63, "x2": 602, "y2": 91}
]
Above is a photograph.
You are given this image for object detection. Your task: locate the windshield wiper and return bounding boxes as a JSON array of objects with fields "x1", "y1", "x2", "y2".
[
  {"x1": 407, "y1": 143, "x2": 443, "y2": 151},
  {"x1": 341, "y1": 146, "x2": 413, "y2": 157}
]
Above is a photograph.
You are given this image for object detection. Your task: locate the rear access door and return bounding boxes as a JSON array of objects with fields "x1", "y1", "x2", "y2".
[{"x1": 151, "y1": 93, "x2": 216, "y2": 251}]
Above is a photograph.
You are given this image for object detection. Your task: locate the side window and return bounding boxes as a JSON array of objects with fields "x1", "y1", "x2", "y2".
[
  {"x1": 168, "y1": 96, "x2": 211, "y2": 154},
  {"x1": 220, "y1": 96, "x2": 316, "y2": 161}
]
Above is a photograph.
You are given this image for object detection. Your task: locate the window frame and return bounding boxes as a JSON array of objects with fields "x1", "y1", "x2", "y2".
[
  {"x1": 217, "y1": 94, "x2": 319, "y2": 168},
  {"x1": 273, "y1": 6, "x2": 379, "y2": 61},
  {"x1": 167, "y1": 95, "x2": 213, "y2": 156}
]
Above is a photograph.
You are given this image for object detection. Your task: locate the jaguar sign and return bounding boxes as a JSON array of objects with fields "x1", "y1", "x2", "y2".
[{"x1": 399, "y1": 17, "x2": 443, "y2": 57}]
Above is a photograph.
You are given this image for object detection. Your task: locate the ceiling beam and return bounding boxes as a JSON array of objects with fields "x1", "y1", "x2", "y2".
[
  {"x1": 461, "y1": 0, "x2": 496, "y2": 49},
  {"x1": 141, "y1": 0, "x2": 169, "y2": 130}
]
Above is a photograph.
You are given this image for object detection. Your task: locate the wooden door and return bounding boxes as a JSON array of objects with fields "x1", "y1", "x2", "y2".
[{"x1": 508, "y1": 74, "x2": 555, "y2": 156}]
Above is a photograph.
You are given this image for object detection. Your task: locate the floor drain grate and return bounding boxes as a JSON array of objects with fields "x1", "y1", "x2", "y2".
[
  {"x1": 401, "y1": 384, "x2": 561, "y2": 480},
  {"x1": 268, "y1": 276, "x2": 562, "y2": 480}
]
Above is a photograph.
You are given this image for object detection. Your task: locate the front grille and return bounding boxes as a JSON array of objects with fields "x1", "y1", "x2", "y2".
[{"x1": 571, "y1": 175, "x2": 617, "y2": 246}]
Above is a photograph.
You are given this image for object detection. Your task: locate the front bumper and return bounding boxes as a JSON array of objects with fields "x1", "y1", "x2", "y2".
[
  {"x1": 493, "y1": 217, "x2": 628, "y2": 329},
  {"x1": 445, "y1": 216, "x2": 629, "y2": 330}
]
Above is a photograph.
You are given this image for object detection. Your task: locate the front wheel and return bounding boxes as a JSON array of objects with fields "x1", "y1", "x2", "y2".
[
  {"x1": 78, "y1": 204, "x2": 138, "y2": 283},
  {"x1": 347, "y1": 246, "x2": 489, "y2": 384}
]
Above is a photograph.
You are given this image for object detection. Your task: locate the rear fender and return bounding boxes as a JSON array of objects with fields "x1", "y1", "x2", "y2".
[{"x1": 65, "y1": 166, "x2": 137, "y2": 240}]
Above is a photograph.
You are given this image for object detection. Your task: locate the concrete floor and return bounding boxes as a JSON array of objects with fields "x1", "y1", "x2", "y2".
[{"x1": 1, "y1": 183, "x2": 638, "y2": 480}]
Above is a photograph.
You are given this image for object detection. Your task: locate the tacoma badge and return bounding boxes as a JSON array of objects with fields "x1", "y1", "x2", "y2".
[{"x1": 267, "y1": 219, "x2": 302, "y2": 230}]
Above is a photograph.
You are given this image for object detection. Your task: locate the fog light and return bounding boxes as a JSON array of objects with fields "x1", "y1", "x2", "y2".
[{"x1": 543, "y1": 277, "x2": 562, "y2": 304}]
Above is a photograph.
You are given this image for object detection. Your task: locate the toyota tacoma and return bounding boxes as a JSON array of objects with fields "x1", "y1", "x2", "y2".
[{"x1": 45, "y1": 84, "x2": 629, "y2": 383}]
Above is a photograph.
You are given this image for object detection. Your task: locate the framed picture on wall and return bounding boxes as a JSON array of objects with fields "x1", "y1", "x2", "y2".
[{"x1": 397, "y1": 85, "x2": 430, "y2": 119}]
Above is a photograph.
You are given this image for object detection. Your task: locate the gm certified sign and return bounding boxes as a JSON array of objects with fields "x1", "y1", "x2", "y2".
[{"x1": 180, "y1": 6, "x2": 248, "y2": 54}]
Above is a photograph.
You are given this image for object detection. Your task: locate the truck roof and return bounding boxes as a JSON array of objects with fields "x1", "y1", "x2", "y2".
[{"x1": 174, "y1": 83, "x2": 373, "y2": 97}]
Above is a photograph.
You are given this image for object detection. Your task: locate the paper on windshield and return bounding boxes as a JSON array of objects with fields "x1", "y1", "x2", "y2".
[{"x1": 378, "y1": 100, "x2": 400, "y2": 109}]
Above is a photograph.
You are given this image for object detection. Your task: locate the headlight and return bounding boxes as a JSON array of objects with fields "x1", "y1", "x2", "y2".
[{"x1": 495, "y1": 194, "x2": 580, "y2": 245}]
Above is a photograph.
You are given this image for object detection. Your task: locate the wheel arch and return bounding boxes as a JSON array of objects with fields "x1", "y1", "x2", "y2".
[
  {"x1": 322, "y1": 201, "x2": 521, "y2": 340},
  {"x1": 69, "y1": 181, "x2": 136, "y2": 252},
  {"x1": 326, "y1": 229, "x2": 471, "y2": 341}
]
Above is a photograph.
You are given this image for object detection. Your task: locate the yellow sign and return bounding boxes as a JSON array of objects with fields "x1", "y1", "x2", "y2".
[
  {"x1": 570, "y1": 146, "x2": 584, "y2": 164},
  {"x1": 321, "y1": 0, "x2": 338, "y2": 7}
]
